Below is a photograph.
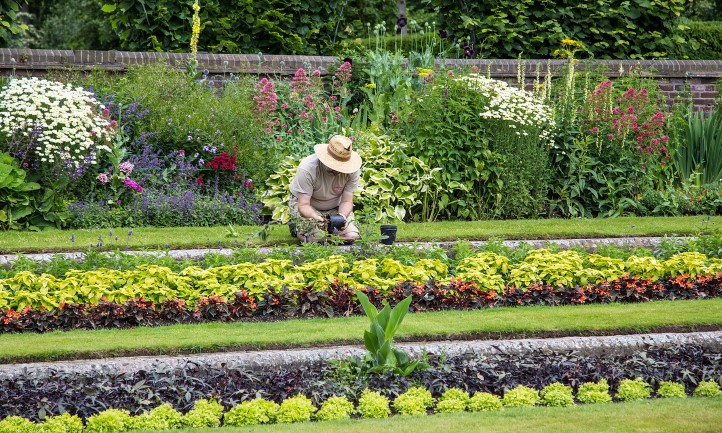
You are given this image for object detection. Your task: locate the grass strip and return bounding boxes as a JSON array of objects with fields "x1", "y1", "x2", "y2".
[
  {"x1": 0, "y1": 215, "x2": 717, "y2": 254},
  {"x1": 132, "y1": 398, "x2": 722, "y2": 433},
  {"x1": 1, "y1": 299, "x2": 721, "y2": 363}
]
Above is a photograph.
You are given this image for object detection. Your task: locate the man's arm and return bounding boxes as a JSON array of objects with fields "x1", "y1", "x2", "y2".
[
  {"x1": 338, "y1": 190, "x2": 354, "y2": 221},
  {"x1": 296, "y1": 193, "x2": 324, "y2": 222}
]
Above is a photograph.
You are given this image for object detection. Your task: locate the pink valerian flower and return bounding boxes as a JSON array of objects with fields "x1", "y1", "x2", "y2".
[
  {"x1": 253, "y1": 78, "x2": 278, "y2": 113},
  {"x1": 97, "y1": 173, "x2": 109, "y2": 184},
  {"x1": 101, "y1": 108, "x2": 111, "y2": 118},
  {"x1": 334, "y1": 61, "x2": 352, "y2": 84},
  {"x1": 291, "y1": 68, "x2": 310, "y2": 94},
  {"x1": 118, "y1": 161, "x2": 134, "y2": 175},
  {"x1": 123, "y1": 178, "x2": 143, "y2": 193}
]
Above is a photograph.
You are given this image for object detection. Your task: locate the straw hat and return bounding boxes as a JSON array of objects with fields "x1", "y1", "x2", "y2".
[{"x1": 314, "y1": 135, "x2": 362, "y2": 174}]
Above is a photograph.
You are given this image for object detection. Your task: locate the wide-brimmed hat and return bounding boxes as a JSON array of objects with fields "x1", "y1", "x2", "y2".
[{"x1": 314, "y1": 135, "x2": 362, "y2": 174}]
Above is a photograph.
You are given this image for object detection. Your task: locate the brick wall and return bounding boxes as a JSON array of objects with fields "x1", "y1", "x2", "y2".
[{"x1": 1, "y1": 48, "x2": 720, "y2": 110}]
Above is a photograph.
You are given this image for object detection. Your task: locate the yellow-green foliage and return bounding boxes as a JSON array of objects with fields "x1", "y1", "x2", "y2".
[
  {"x1": 656, "y1": 381, "x2": 687, "y2": 399},
  {"x1": 276, "y1": 395, "x2": 316, "y2": 423},
  {"x1": 3, "y1": 250, "x2": 720, "y2": 311},
  {"x1": 357, "y1": 389, "x2": 391, "y2": 419},
  {"x1": 180, "y1": 399, "x2": 224, "y2": 428},
  {"x1": 393, "y1": 387, "x2": 434, "y2": 416},
  {"x1": 129, "y1": 403, "x2": 182, "y2": 430},
  {"x1": 435, "y1": 388, "x2": 470, "y2": 414},
  {"x1": 0, "y1": 416, "x2": 35, "y2": 433},
  {"x1": 502, "y1": 385, "x2": 540, "y2": 408},
  {"x1": 540, "y1": 382, "x2": 575, "y2": 407},
  {"x1": 468, "y1": 392, "x2": 503, "y2": 411},
  {"x1": 577, "y1": 379, "x2": 612, "y2": 404},
  {"x1": 454, "y1": 252, "x2": 509, "y2": 291},
  {"x1": 39, "y1": 413, "x2": 84, "y2": 433},
  {"x1": 693, "y1": 380, "x2": 722, "y2": 397},
  {"x1": 314, "y1": 396, "x2": 355, "y2": 421},
  {"x1": 224, "y1": 398, "x2": 279, "y2": 426},
  {"x1": 615, "y1": 378, "x2": 652, "y2": 401},
  {"x1": 85, "y1": 409, "x2": 132, "y2": 433}
]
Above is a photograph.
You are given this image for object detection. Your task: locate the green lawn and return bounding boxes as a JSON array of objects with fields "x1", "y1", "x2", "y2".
[
  {"x1": 2, "y1": 299, "x2": 720, "y2": 363},
  {"x1": 0, "y1": 215, "x2": 717, "y2": 253},
  {"x1": 132, "y1": 398, "x2": 722, "y2": 433}
]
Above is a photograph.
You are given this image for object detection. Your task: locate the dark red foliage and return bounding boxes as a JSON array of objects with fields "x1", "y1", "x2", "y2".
[{"x1": 2, "y1": 274, "x2": 721, "y2": 333}]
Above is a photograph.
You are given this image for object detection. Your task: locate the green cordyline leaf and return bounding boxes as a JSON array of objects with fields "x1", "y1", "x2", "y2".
[
  {"x1": 356, "y1": 291, "x2": 378, "y2": 322},
  {"x1": 386, "y1": 296, "x2": 412, "y2": 340}
]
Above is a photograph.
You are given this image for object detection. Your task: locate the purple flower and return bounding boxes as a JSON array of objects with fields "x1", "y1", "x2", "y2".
[
  {"x1": 118, "y1": 161, "x2": 134, "y2": 175},
  {"x1": 123, "y1": 178, "x2": 143, "y2": 193}
]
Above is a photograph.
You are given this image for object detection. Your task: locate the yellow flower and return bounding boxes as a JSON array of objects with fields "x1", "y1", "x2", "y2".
[
  {"x1": 365, "y1": 83, "x2": 376, "y2": 89},
  {"x1": 192, "y1": 2, "x2": 200, "y2": 12},
  {"x1": 561, "y1": 38, "x2": 582, "y2": 48}
]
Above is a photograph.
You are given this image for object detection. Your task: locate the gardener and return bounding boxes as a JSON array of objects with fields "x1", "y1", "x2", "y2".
[{"x1": 289, "y1": 134, "x2": 362, "y2": 243}]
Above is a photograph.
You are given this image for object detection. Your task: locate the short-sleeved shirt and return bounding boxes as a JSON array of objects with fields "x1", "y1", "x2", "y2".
[{"x1": 289, "y1": 154, "x2": 360, "y2": 210}]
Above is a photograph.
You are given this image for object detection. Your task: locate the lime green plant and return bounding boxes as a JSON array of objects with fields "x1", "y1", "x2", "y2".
[
  {"x1": 356, "y1": 291, "x2": 419, "y2": 375},
  {"x1": 577, "y1": 379, "x2": 613, "y2": 404},
  {"x1": 0, "y1": 415, "x2": 34, "y2": 433},
  {"x1": 85, "y1": 409, "x2": 132, "y2": 433},
  {"x1": 435, "y1": 388, "x2": 471, "y2": 413},
  {"x1": 314, "y1": 396, "x2": 355, "y2": 421},
  {"x1": 276, "y1": 395, "x2": 316, "y2": 423},
  {"x1": 616, "y1": 378, "x2": 652, "y2": 402},
  {"x1": 130, "y1": 404, "x2": 182, "y2": 430},
  {"x1": 540, "y1": 383, "x2": 575, "y2": 407},
  {"x1": 656, "y1": 381, "x2": 687, "y2": 399},
  {"x1": 357, "y1": 389, "x2": 391, "y2": 419},
  {"x1": 180, "y1": 398, "x2": 224, "y2": 428},
  {"x1": 693, "y1": 380, "x2": 722, "y2": 397},
  {"x1": 224, "y1": 398, "x2": 279, "y2": 426},
  {"x1": 468, "y1": 392, "x2": 503, "y2": 411},
  {"x1": 503, "y1": 385, "x2": 540, "y2": 408}
]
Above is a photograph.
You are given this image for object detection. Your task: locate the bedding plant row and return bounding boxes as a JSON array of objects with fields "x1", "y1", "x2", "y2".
[
  {"x1": 2, "y1": 381, "x2": 722, "y2": 432},
  {"x1": 1, "y1": 341, "x2": 721, "y2": 424},
  {"x1": 2, "y1": 249, "x2": 722, "y2": 333}
]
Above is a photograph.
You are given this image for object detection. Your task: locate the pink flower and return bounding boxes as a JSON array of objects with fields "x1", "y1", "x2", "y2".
[
  {"x1": 336, "y1": 114, "x2": 342, "y2": 119},
  {"x1": 447, "y1": 70, "x2": 454, "y2": 76},
  {"x1": 590, "y1": 127, "x2": 599, "y2": 134},
  {"x1": 472, "y1": 65, "x2": 479, "y2": 72},
  {"x1": 330, "y1": 95, "x2": 337, "y2": 101},
  {"x1": 97, "y1": 173, "x2": 109, "y2": 184},
  {"x1": 607, "y1": 134, "x2": 614, "y2": 140},
  {"x1": 281, "y1": 103, "x2": 289, "y2": 109},
  {"x1": 118, "y1": 161, "x2": 134, "y2": 175},
  {"x1": 265, "y1": 128, "x2": 272, "y2": 134},
  {"x1": 101, "y1": 108, "x2": 110, "y2": 118},
  {"x1": 334, "y1": 106, "x2": 341, "y2": 112}
]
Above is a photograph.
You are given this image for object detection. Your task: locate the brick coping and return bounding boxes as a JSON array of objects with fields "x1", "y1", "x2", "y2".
[{"x1": 1, "y1": 48, "x2": 721, "y2": 78}]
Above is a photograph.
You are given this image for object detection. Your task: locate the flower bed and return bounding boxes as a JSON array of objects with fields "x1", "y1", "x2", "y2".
[
  {"x1": 2, "y1": 273, "x2": 721, "y2": 333},
  {"x1": 1, "y1": 343, "x2": 720, "y2": 422}
]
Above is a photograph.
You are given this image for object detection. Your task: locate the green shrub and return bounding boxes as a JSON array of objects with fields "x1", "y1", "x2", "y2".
[
  {"x1": 656, "y1": 381, "x2": 687, "y2": 399},
  {"x1": 433, "y1": 0, "x2": 689, "y2": 59},
  {"x1": 38, "y1": 413, "x2": 83, "y2": 433},
  {"x1": 673, "y1": 21, "x2": 722, "y2": 60},
  {"x1": 693, "y1": 380, "x2": 722, "y2": 397},
  {"x1": 502, "y1": 385, "x2": 540, "y2": 408},
  {"x1": 540, "y1": 383, "x2": 575, "y2": 407},
  {"x1": 357, "y1": 389, "x2": 391, "y2": 419},
  {"x1": 314, "y1": 396, "x2": 355, "y2": 421},
  {"x1": 276, "y1": 395, "x2": 316, "y2": 423},
  {"x1": 393, "y1": 386, "x2": 434, "y2": 415},
  {"x1": 180, "y1": 398, "x2": 224, "y2": 428},
  {"x1": 0, "y1": 416, "x2": 35, "y2": 433},
  {"x1": 468, "y1": 392, "x2": 503, "y2": 412},
  {"x1": 224, "y1": 398, "x2": 280, "y2": 426},
  {"x1": 577, "y1": 379, "x2": 613, "y2": 404},
  {"x1": 439, "y1": 388, "x2": 471, "y2": 405},
  {"x1": 85, "y1": 409, "x2": 132, "y2": 433},
  {"x1": 130, "y1": 403, "x2": 182, "y2": 430},
  {"x1": 616, "y1": 378, "x2": 653, "y2": 402},
  {"x1": 435, "y1": 398, "x2": 467, "y2": 414}
]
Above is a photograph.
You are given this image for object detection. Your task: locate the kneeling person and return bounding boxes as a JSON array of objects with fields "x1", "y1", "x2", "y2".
[{"x1": 289, "y1": 135, "x2": 362, "y2": 243}]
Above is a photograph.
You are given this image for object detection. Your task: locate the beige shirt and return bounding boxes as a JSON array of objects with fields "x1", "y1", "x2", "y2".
[{"x1": 290, "y1": 155, "x2": 360, "y2": 210}]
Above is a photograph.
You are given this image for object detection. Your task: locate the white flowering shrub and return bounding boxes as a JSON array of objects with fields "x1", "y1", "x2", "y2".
[
  {"x1": 458, "y1": 74, "x2": 555, "y2": 145},
  {"x1": 0, "y1": 77, "x2": 115, "y2": 173}
]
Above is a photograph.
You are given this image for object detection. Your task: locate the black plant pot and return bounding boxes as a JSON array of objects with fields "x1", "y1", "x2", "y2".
[{"x1": 380, "y1": 225, "x2": 398, "y2": 245}]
